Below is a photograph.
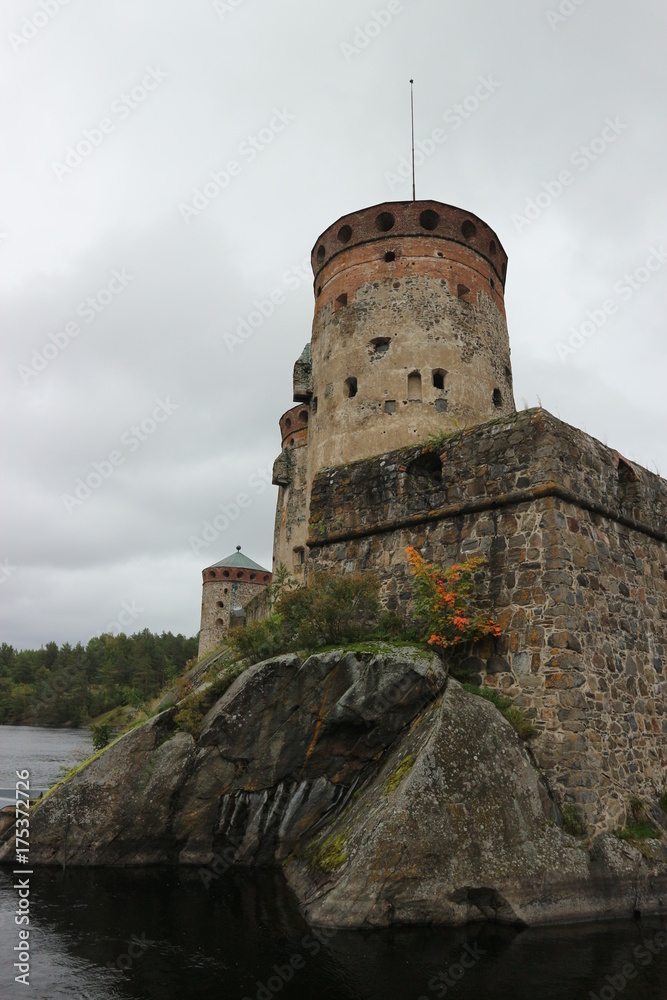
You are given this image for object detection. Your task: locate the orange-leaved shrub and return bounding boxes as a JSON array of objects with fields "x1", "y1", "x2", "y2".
[{"x1": 406, "y1": 547, "x2": 501, "y2": 655}]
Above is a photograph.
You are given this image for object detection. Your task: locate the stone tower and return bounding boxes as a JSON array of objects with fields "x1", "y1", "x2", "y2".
[
  {"x1": 273, "y1": 199, "x2": 515, "y2": 578},
  {"x1": 198, "y1": 547, "x2": 271, "y2": 657}
]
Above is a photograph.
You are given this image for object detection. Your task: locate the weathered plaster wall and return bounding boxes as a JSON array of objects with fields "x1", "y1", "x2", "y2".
[
  {"x1": 272, "y1": 404, "x2": 310, "y2": 584},
  {"x1": 307, "y1": 201, "x2": 514, "y2": 475},
  {"x1": 306, "y1": 408, "x2": 667, "y2": 832}
]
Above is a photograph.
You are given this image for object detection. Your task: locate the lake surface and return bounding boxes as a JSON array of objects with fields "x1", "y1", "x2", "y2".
[
  {"x1": 0, "y1": 727, "x2": 665, "y2": 1000},
  {"x1": 0, "y1": 724, "x2": 93, "y2": 807}
]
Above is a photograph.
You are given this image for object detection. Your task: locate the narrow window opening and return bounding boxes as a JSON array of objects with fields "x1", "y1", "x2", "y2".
[
  {"x1": 345, "y1": 377, "x2": 358, "y2": 398},
  {"x1": 285, "y1": 417, "x2": 292, "y2": 429},
  {"x1": 432, "y1": 369, "x2": 447, "y2": 390},
  {"x1": 489, "y1": 239, "x2": 497, "y2": 256},
  {"x1": 407, "y1": 371, "x2": 422, "y2": 401},
  {"x1": 457, "y1": 283, "x2": 470, "y2": 300},
  {"x1": 316, "y1": 244, "x2": 325, "y2": 261},
  {"x1": 335, "y1": 293, "x2": 348, "y2": 310},
  {"x1": 316, "y1": 286, "x2": 322, "y2": 297},
  {"x1": 294, "y1": 546, "x2": 305, "y2": 565},
  {"x1": 493, "y1": 388, "x2": 503, "y2": 408},
  {"x1": 312, "y1": 397, "x2": 318, "y2": 414}
]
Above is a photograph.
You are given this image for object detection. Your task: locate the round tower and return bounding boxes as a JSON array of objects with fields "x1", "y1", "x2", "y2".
[
  {"x1": 272, "y1": 404, "x2": 310, "y2": 582},
  {"x1": 307, "y1": 200, "x2": 515, "y2": 473},
  {"x1": 198, "y1": 547, "x2": 271, "y2": 657}
]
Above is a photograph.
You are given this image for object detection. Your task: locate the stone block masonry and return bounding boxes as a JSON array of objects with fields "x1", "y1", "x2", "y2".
[{"x1": 307, "y1": 408, "x2": 667, "y2": 833}]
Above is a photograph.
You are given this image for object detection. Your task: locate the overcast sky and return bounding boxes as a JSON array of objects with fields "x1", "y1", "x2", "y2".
[{"x1": 2, "y1": 0, "x2": 665, "y2": 650}]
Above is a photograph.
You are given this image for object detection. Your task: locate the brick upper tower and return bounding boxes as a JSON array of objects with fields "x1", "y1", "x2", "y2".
[
  {"x1": 272, "y1": 199, "x2": 515, "y2": 579},
  {"x1": 307, "y1": 200, "x2": 514, "y2": 472}
]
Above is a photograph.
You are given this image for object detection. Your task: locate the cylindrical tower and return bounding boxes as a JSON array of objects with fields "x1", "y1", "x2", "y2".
[
  {"x1": 198, "y1": 548, "x2": 272, "y2": 657},
  {"x1": 308, "y1": 200, "x2": 515, "y2": 473},
  {"x1": 272, "y1": 403, "x2": 309, "y2": 583}
]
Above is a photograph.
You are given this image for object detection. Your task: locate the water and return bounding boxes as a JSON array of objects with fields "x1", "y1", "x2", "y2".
[
  {"x1": 0, "y1": 728, "x2": 665, "y2": 1000},
  {"x1": 0, "y1": 724, "x2": 93, "y2": 807}
]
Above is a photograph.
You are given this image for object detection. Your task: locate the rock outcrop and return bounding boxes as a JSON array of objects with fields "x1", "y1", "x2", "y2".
[{"x1": 2, "y1": 646, "x2": 665, "y2": 928}]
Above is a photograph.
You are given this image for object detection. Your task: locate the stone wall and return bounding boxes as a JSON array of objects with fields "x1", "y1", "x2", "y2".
[
  {"x1": 199, "y1": 576, "x2": 270, "y2": 657},
  {"x1": 306, "y1": 408, "x2": 667, "y2": 833},
  {"x1": 272, "y1": 405, "x2": 310, "y2": 584}
]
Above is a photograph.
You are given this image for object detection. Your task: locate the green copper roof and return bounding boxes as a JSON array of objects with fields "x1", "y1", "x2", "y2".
[{"x1": 211, "y1": 548, "x2": 270, "y2": 572}]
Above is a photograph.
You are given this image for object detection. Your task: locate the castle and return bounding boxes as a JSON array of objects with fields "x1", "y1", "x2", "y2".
[{"x1": 200, "y1": 198, "x2": 667, "y2": 834}]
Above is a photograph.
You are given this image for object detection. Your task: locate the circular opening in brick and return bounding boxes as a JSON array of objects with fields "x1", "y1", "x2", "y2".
[
  {"x1": 290, "y1": 437, "x2": 295, "y2": 445},
  {"x1": 216, "y1": 618, "x2": 224, "y2": 626},
  {"x1": 216, "y1": 601, "x2": 224, "y2": 609},
  {"x1": 299, "y1": 410, "x2": 308, "y2": 422},
  {"x1": 250, "y1": 573, "x2": 256, "y2": 581},
  {"x1": 208, "y1": 571, "x2": 216, "y2": 579},
  {"x1": 285, "y1": 417, "x2": 291, "y2": 429},
  {"x1": 489, "y1": 239, "x2": 497, "y2": 256},
  {"x1": 376, "y1": 211, "x2": 395, "y2": 232},
  {"x1": 237, "y1": 571, "x2": 243, "y2": 579},
  {"x1": 384, "y1": 251, "x2": 396, "y2": 262},
  {"x1": 316, "y1": 244, "x2": 326, "y2": 261},
  {"x1": 337, "y1": 224, "x2": 352, "y2": 244},
  {"x1": 263, "y1": 575, "x2": 270, "y2": 583},
  {"x1": 223, "y1": 570, "x2": 230, "y2": 578},
  {"x1": 419, "y1": 209, "x2": 440, "y2": 231},
  {"x1": 461, "y1": 220, "x2": 477, "y2": 239}
]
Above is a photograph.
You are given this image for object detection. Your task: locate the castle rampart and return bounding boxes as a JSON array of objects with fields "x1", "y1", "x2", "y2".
[{"x1": 306, "y1": 408, "x2": 667, "y2": 832}]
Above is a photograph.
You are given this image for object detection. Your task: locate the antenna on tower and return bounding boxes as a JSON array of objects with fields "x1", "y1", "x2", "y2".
[{"x1": 410, "y1": 78, "x2": 416, "y2": 201}]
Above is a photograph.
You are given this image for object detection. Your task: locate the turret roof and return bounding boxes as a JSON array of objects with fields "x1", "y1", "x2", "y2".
[{"x1": 210, "y1": 549, "x2": 270, "y2": 572}]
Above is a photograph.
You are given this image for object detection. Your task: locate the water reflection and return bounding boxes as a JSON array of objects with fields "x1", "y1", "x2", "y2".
[{"x1": 0, "y1": 866, "x2": 665, "y2": 1000}]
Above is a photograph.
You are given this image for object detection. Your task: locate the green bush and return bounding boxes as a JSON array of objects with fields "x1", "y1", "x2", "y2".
[
  {"x1": 229, "y1": 573, "x2": 381, "y2": 662},
  {"x1": 91, "y1": 721, "x2": 112, "y2": 752},
  {"x1": 463, "y1": 683, "x2": 536, "y2": 740},
  {"x1": 561, "y1": 804, "x2": 585, "y2": 837}
]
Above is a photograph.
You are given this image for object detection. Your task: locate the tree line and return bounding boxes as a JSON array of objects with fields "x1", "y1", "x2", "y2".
[{"x1": 0, "y1": 629, "x2": 198, "y2": 727}]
